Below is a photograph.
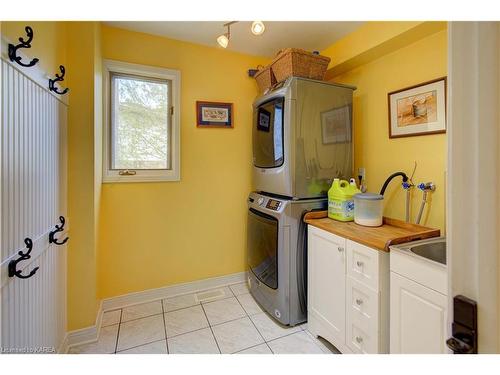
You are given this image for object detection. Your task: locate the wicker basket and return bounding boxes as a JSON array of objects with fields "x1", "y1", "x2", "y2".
[
  {"x1": 271, "y1": 48, "x2": 331, "y2": 83},
  {"x1": 254, "y1": 65, "x2": 276, "y2": 93}
]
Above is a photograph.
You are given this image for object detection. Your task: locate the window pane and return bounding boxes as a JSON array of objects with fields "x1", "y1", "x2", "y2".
[{"x1": 112, "y1": 75, "x2": 170, "y2": 170}]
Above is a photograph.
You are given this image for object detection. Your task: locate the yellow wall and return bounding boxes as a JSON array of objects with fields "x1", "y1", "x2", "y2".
[
  {"x1": 2, "y1": 21, "x2": 448, "y2": 329},
  {"x1": 1, "y1": 21, "x2": 67, "y2": 76},
  {"x1": 66, "y1": 22, "x2": 102, "y2": 330},
  {"x1": 328, "y1": 28, "x2": 447, "y2": 231},
  {"x1": 322, "y1": 21, "x2": 423, "y2": 68},
  {"x1": 97, "y1": 25, "x2": 269, "y2": 299}
]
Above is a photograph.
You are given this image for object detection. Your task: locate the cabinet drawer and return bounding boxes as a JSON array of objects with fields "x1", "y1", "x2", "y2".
[
  {"x1": 347, "y1": 240, "x2": 379, "y2": 290},
  {"x1": 346, "y1": 321, "x2": 378, "y2": 354},
  {"x1": 346, "y1": 276, "x2": 379, "y2": 335}
]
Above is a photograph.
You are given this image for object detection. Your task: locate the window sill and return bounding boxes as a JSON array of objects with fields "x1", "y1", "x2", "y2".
[{"x1": 102, "y1": 173, "x2": 180, "y2": 183}]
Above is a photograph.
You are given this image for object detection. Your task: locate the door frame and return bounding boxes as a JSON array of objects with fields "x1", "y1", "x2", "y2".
[{"x1": 447, "y1": 21, "x2": 500, "y2": 353}]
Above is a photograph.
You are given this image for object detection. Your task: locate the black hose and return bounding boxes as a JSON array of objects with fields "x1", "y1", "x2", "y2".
[{"x1": 380, "y1": 172, "x2": 409, "y2": 196}]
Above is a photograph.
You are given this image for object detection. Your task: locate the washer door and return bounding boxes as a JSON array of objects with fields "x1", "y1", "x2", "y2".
[{"x1": 247, "y1": 208, "x2": 279, "y2": 289}]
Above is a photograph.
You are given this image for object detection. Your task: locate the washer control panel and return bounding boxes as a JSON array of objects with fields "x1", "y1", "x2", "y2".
[{"x1": 266, "y1": 199, "x2": 282, "y2": 211}]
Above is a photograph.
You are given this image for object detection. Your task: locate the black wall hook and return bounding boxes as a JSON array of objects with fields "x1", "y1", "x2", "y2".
[
  {"x1": 49, "y1": 216, "x2": 69, "y2": 245},
  {"x1": 8, "y1": 26, "x2": 40, "y2": 68},
  {"x1": 48, "y1": 65, "x2": 69, "y2": 95},
  {"x1": 8, "y1": 238, "x2": 40, "y2": 279}
]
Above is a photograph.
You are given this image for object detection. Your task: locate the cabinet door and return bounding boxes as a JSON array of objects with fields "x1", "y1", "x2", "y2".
[
  {"x1": 308, "y1": 227, "x2": 346, "y2": 345},
  {"x1": 390, "y1": 272, "x2": 448, "y2": 353}
]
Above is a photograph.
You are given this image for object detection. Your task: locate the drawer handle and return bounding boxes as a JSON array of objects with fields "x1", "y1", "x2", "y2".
[
  {"x1": 355, "y1": 298, "x2": 363, "y2": 305},
  {"x1": 355, "y1": 336, "x2": 363, "y2": 344},
  {"x1": 356, "y1": 261, "x2": 364, "y2": 267},
  {"x1": 337, "y1": 246, "x2": 344, "y2": 252}
]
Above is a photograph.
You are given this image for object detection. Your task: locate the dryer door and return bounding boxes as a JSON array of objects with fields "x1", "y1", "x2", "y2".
[
  {"x1": 247, "y1": 208, "x2": 279, "y2": 289},
  {"x1": 252, "y1": 97, "x2": 285, "y2": 169}
]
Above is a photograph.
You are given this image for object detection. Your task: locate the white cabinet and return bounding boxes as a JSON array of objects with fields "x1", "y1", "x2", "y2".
[
  {"x1": 389, "y1": 245, "x2": 449, "y2": 354},
  {"x1": 307, "y1": 226, "x2": 389, "y2": 354},
  {"x1": 307, "y1": 227, "x2": 346, "y2": 349}
]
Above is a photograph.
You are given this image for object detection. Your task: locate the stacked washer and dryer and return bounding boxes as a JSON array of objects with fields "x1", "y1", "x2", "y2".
[{"x1": 247, "y1": 77, "x2": 355, "y2": 326}]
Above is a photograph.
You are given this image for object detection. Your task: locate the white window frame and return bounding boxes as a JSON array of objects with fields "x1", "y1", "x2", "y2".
[{"x1": 102, "y1": 59, "x2": 181, "y2": 183}]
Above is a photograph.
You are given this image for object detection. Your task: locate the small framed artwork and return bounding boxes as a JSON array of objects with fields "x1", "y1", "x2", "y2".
[
  {"x1": 388, "y1": 77, "x2": 447, "y2": 138},
  {"x1": 196, "y1": 101, "x2": 233, "y2": 128},
  {"x1": 321, "y1": 105, "x2": 352, "y2": 144}
]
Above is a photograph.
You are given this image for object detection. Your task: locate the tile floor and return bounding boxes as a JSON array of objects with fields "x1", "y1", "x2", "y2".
[{"x1": 68, "y1": 282, "x2": 338, "y2": 354}]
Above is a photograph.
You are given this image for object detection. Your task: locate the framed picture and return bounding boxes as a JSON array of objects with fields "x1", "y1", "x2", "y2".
[
  {"x1": 196, "y1": 101, "x2": 233, "y2": 128},
  {"x1": 321, "y1": 105, "x2": 352, "y2": 144},
  {"x1": 388, "y1": 77, "x2": 447, "y2": 138},
  {"x1": 257, "y1": 107, "x2": 271, "y2": 132}
]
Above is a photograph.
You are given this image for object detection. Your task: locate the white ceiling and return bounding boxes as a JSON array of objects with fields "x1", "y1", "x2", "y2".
[{"x1": 105, "y1": 21, "x2": 363, "y2": 57}]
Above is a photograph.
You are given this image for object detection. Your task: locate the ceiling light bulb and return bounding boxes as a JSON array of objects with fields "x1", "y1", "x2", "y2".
[
  {"x1": 217, "y1": 34, "x2": 229, "y2": 48},
  {"x1": 251, "y1": 21, "x2": 265, "y2": 36}
]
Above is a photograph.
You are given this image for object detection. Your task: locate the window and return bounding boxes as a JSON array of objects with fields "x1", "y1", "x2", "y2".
[{"x1": 103, "y1": 60, "x2": 180, "y2": 182}]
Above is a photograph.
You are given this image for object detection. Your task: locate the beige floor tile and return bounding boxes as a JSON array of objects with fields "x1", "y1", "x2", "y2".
[
  {"x1": 117, "y1": 340, "x2": 167, "y2": 354},
  {"x1": 211, "y1": 317, "x2": 264, "y2": 354},
  {"x1": 101, "y1": 310, "x2": 121, "y2": 327},
  {"x1": 121, "y1": 301, "x2": 163, "y2": 322},
  {"x1": 203, "y1": 297, "x2": 246, "y2": 326},
  {"x1": 250, "y1": 312, "x2": 301, "y2": 341},
  {"x1": 168, "y1": 328, "x2": 219, "y2": 354},
  {"x1": 162, "y1": 293, "x2": 199, "y2": 312},
  {"x1": 236, "y1": 343, "x2": 272, "y2": 354},
  {"x1": 267, "y1": 331, "x2": 324, "y2": 354},
  {"x1": 229, "y1": 282, "x2": 249, "y2": 296},
  {"x1": 117, "y1": 314, "x2": 165, "y2": 352},
  {"x1": 164, "y1": 305, "x2": 209, "y2": 337},
  {"x1": 236, "y1": 293, "x2": 263, "y2": 315},
  {"x1": 68, "y1": 325, "x2": 118, "y2": 354}
]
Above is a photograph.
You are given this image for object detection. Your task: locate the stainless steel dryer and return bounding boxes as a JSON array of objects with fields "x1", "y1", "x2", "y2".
[
  {"x1": 252, "y1": 77, "x2": 355, "y2": 199},
  {"x1": 247, "y1": 192, "x2": 326, "y2": 326}
]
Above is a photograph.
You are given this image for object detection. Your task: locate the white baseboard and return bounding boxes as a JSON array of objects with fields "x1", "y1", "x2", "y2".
[
  {"x1": 102, "y1": 271, "x2": 247, "y2": 311},
  {"x1": 61, "y1": 302, "x2": 103, "y2": 353},
  {"x1": 63, "y1": 271, "x2": 247, "y2": 352}
]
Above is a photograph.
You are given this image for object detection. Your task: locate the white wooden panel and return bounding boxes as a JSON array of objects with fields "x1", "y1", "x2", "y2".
[
  {"x1": 390, "y1": 272, "x2": 448, "y2": 354},
  {"x1": 307, "y1": 226, "x2": 346, "y2": 348},
  {"x1": 346, "y1": 276, "x2": 379, "y2": 334},
  {"x1": 346, "y1": 240, "x2": 379, "y2": 291},
  {"x1": 1, "y1": 58, "x2": 67, "y2": 353}
]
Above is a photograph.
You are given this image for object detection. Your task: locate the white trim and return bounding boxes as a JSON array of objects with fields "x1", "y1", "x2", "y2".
[
  {"x1": 62, "y1": 271, "x2": 246, "y2": 351},
  {"x1": 62, "y1": 302, "x2": 103, "y2": 353},
  {"x1": 1, "y1": 36, "x2": 69, "y2": 106},
  {"x1": 102, "y1": 271, "x2": 246, "y2": 312},
  {"x1": 102, "y1": 59, "x2": 181, "y2": 183},
  {"x1": 447, "y1": 21, "x2": 499, "y2": 353}
]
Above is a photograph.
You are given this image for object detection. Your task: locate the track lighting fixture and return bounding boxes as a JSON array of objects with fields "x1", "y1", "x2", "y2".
[
  {"x1": 217, "y1": 34, "x2": 229, "y2": 48},
  {"x1": 251, "y1": 21, "x2": 265, "y2": 35},
  {"x1": 217, "y1": 21, "x2": 236, "y2": 48},
  {"x1": 216, "y1": 21, "x2": 266, "y2": 48}
]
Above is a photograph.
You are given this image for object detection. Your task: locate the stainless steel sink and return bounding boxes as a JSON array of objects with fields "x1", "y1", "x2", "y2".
[
  {"x1": 409, "y1": 240, "x2": 446, "y2": 265},
  {"x1": 390, "y1": 237, "x2": 446, "y2": 265}
]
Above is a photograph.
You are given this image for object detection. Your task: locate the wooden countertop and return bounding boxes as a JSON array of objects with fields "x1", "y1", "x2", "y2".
[{"x1": 304, "y1": 211, "x2": 440, "y2": 252}]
